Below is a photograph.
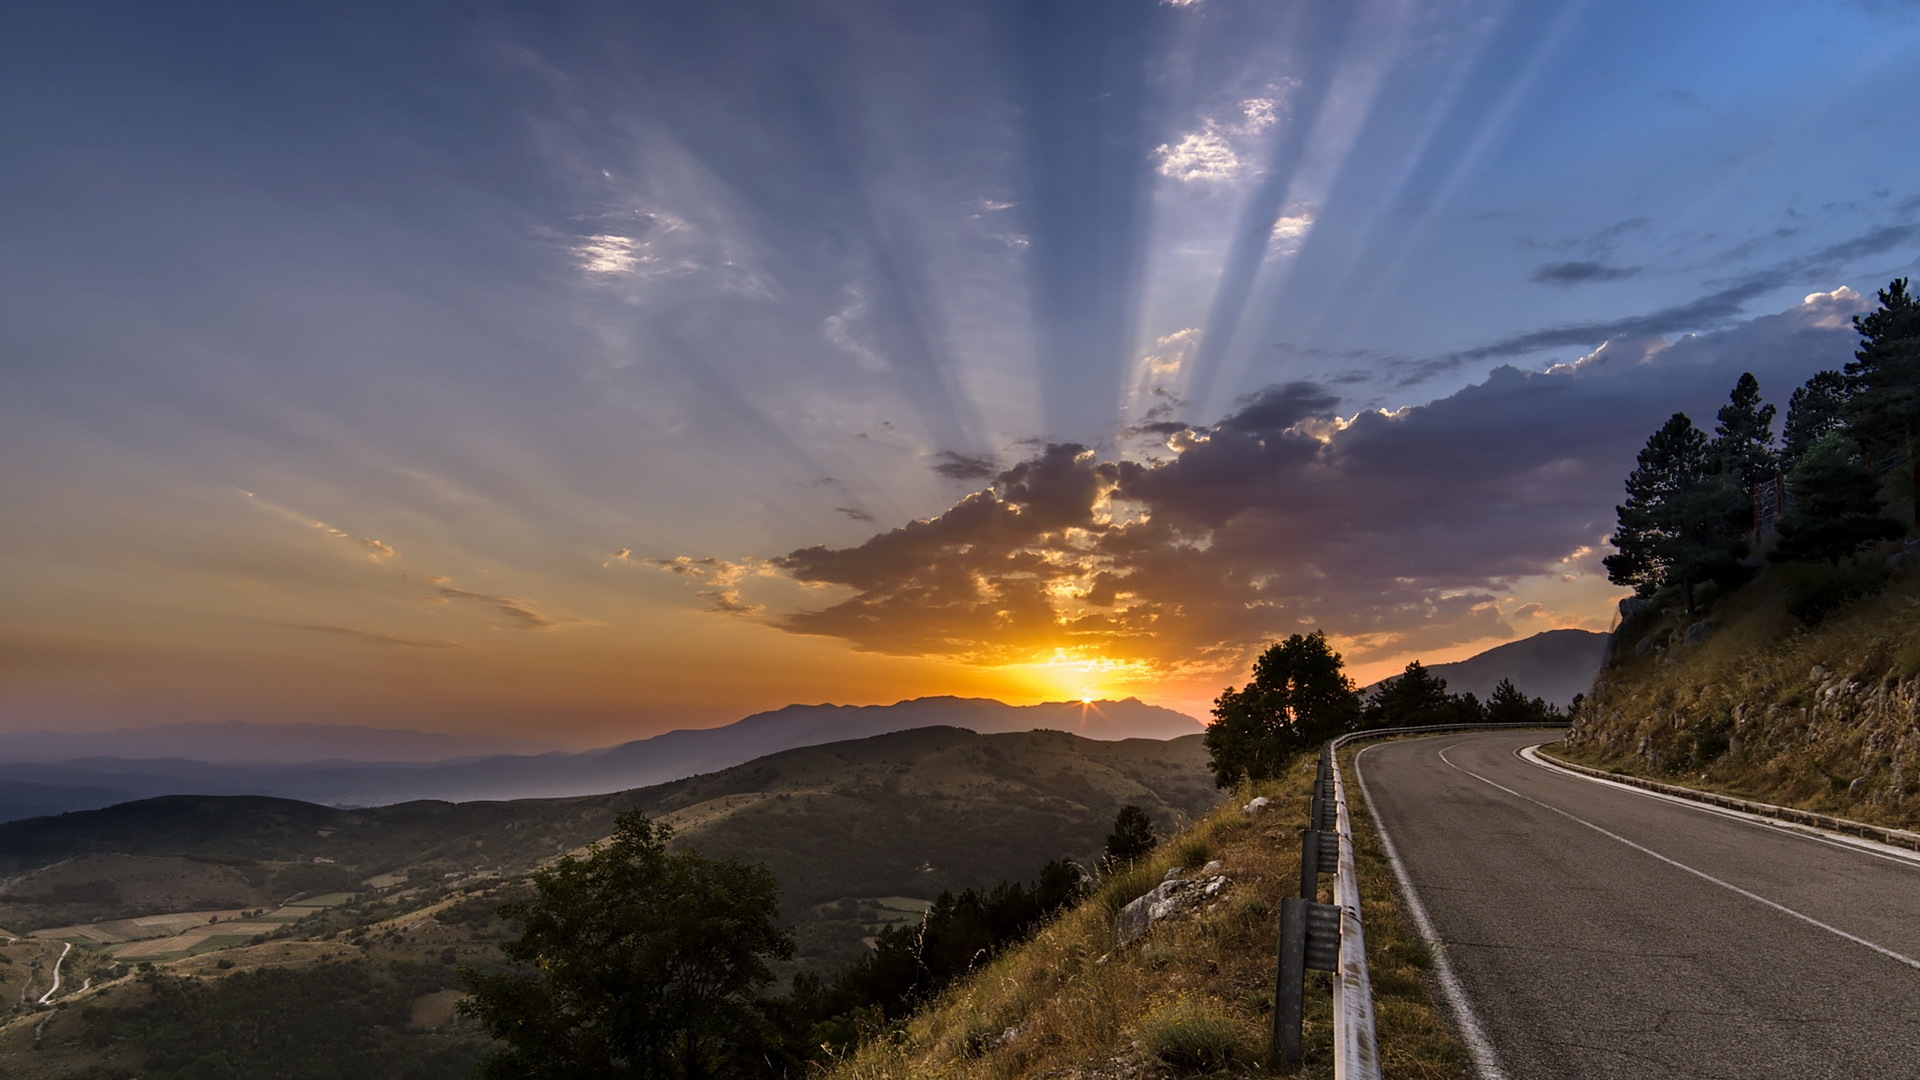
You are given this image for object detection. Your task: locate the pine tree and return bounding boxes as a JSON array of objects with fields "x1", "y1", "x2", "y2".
[
  {"x1": 1205, "y1": 632, "x2": 1360, "y2": 786},
  {"x1": 1360, "y1": 660, "x2": 1461, "y2": 728},
  {"x1": 1604, "y1": 413, "x2": 1750, "y2": 617},
  {"x1": 1103, "y1": 805, "x2": 1156, "y2": 869},
  {"x1": 1772, "y1": 431, "x2": 1904, "y2": 565},
  {"x1": 1485, "y1": 677, "x2": 1556, "y2": 725},
  {"x1": 1781, "y1": 370, "x2": 1852, "y2": 474},
  {"x1": 1844, "y1": 278, "x2": 1920, "y2": 528},
  {"x1": 1711, "y1": 372, "x2": 1777, "y2": 496}
]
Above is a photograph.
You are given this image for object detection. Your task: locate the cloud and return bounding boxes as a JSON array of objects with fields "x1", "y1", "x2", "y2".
[
  {"x1": 643, "y1": 555, "x2": 774, "y2": 615},
  {"x1": 1403, "y1": 222, "x2": 1913, "y2": 380},
  {"x1": 1531, "y1": 261, "x2": 1642, "y2": 285},
  {"x1": 288, "y1": 624, "x2": 462, "y2": 649},
  {"x1": 428, "y1": 582, "x2": 583, "y2": 631},
  {"x1": 931, "y1": 450, "x2": 1000, "y2": 481},
  {"x1": 357, "y1": 538, "x2": 396, "y2": 559},
  {"x1": 835, "y1": 506, "x2": 876, "y2": 522},
  {"x1": 1268, "y1": 204, "x2": 1317, "y2": 255},
  {"x1": 574, "y1": 234, "x2": 644, "y2": 274},
  {"x1": 658, "y1": 292, "x2": 1864, "y2": 674},
  {"x1": 1155, "y1": 129, "x2": 1242, "y2": 183},
  {"x1": 1236, "y1": 98, "x2": 1279, "y2": 134}
]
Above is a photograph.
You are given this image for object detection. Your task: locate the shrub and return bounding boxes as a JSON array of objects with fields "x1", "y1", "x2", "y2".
[
  {"x1": 1138, "y1": 997, "x2": 1241, "y2": 1072},
  {"x1": 1788, "y1": 563, "x2": 1890, "y2": 626}
]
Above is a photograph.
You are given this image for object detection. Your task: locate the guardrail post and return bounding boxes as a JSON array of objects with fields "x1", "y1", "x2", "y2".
[
  {"x1": 1300, "y1": 829, "x2": 1319, "y2": 898},
  {"x1": 1274, "y1": 895, "x2": 1307, "y2": 1066}
]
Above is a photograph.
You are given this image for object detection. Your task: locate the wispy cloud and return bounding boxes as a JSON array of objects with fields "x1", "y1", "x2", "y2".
[
  {"x1": 428, "y1": 582, "x2": 583, "y2": 631},
  {"x1": 287, "y1": 624, "x2": 462, "y2": 649},
  {"x1": 1531, "y1": 260, "x2": 1642, "y2": 285},
  {"x1": 642, "y1": 556, "x2": 774, "y2": 614},
  {"x1": 930, "y1": 450, "x2": 1000, "y2": 481}
]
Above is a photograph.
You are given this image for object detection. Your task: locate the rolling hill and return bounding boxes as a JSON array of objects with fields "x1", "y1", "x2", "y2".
[
  {"x1": 0, "y1": 726, "x2": 1217, "y2": 930},
  {"x1": 0, "y1": 697, "x2": 1204, "y2": 820}
]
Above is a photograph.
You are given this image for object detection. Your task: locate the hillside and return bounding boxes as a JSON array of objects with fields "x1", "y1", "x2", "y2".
[
  {"x1": 0, "y1": 727, "x2": 1215, "y2": 931},
  {"x1": 0, "y1": 696, "x2": 1204, "y2": 819},
  {"x1": 1564, "y1": 554, "x2": 1920, "y2": 827},
  {"x1": 1361, "y1": 629, "x2": 1608, "y2": 707},
  {"x1": 0, "y1": 726, "x2": 1216, "y2": 1079},
  {"x1": 813, "y1": 752, "x2": 1468, "y2": 1080}
]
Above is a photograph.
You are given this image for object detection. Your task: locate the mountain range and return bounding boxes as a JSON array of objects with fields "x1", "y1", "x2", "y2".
[
  {"x1": 1362, "y1": 628, "x2": 1608, "y2": 707},
  {"x1": 0, "y1": 697, "x2": 1202, "y2": 822}
]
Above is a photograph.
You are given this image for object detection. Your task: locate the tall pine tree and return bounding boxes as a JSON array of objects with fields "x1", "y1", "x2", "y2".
[
  {"x1": 1711, "y1": 372, "x2": 1777, "y2": 496},
  {"x1": 1605, "y1": 413, "x2": 1750, "y2": 617},
  {"x1": 1781, "y1": 369, "x2": 1852, "y2": 474},
  {"x1": 1844, "y1": 277, "x2": 1920, "y2": 528},
  {"x1": 1772, "y1": 431, "x2": 1904, "y2": 565}
]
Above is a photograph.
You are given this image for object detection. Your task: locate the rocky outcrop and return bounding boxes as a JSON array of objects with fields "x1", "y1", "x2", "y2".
[
  {"x1": 1112, "y1": 863, "x2": 1228, "y2": 947},
  {"x1": 1569, "y1": 667, "x2": 1920, "y2": 820}
]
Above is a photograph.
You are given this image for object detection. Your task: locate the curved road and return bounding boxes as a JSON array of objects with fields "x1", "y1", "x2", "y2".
[{"x1": 1356, "y1": 730, "x2": 1920, "y2": 1079}]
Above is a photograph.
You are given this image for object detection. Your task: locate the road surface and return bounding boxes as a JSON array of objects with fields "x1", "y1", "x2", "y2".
[{"x1": 1356, "y1": 729, "x2": 1920, "y2": 1079}]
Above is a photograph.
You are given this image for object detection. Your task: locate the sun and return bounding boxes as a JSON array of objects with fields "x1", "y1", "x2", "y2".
[{"x1": 1005, "y1": 649, "x2": 1155, "y2": 703}]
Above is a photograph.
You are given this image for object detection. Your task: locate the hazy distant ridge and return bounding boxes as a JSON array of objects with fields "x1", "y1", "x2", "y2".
[{"x1": 0, "y1": 697, "x2": 1201, "y2": 821}]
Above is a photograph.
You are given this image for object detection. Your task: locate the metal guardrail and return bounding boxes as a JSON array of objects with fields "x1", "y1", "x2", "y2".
[{"x1": 1275, "y1": 722, "x2": 1568, "y2": 1077}]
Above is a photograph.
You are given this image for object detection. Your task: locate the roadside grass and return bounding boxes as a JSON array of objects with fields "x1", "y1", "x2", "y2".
[
  {"x1": 1569, "y1": 560, "x2": 1920, "y2": 829},
  {"x1": 817, "y1": 749, "x2": 1471, "y2": 1080}
]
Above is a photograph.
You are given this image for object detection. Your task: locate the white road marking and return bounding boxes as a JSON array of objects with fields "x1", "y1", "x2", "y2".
[
  {"x1": 1437, "y1": 743, "x2": 1920, "y2": 974},
  {"x1": 1353, "y1": 742, "x2": 1510, "y2": 1080},
  {"x1": 1518, "y1": 744, "x2": 1920, "y2": 870}
]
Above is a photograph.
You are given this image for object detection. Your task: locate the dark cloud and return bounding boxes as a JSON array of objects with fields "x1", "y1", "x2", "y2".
[
  {"x1": 676, "y1": 292, "x2": 1864, "y2": 673},
  {"x1": 289, "y1": 624, "x2": 462, "y2": 649},
  {"x1": 931, "y1": 450, "x2": 1001, "y2": 481},
  {"x1": 1531, "y1": 261, "x2": 1643, "y2": 286},
  {"x1": 835, "y1": 506, "x2": 876, "y2": 522}
]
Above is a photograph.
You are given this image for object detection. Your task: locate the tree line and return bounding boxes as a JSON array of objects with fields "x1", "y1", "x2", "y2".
[
  {"x1": 1605, "y1": 278, "x2": 1919, "y2": 618},
  {"x1": 1202, "y1": 631, "x2": 1558, "y2": 788}
]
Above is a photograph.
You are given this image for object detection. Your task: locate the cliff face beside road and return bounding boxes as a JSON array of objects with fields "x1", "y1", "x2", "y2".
[{"x1": 1566, "y1": 560, "x2": 1920, "y2": 828}]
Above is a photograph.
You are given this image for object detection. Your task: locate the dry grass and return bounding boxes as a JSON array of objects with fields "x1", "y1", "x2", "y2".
[
  {"x1": 816, "y1": 751, "x2": 1471, "y2": 1080},
  {"x1": 1567, "y1": 558, "x2": 1920, "y2": 828}
]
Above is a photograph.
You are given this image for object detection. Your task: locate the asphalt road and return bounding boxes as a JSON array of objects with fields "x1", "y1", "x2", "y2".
[{"x1": 1356, "y1": 729, "x2": 1920, "y2": 1080}]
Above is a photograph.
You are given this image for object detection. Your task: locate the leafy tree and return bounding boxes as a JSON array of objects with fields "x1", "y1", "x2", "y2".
[
  {"x1": 1781, "y1": 369, "x2": 1852, "y2": 474},
  {"x1": 1205, "y1": 632, "x2": 1360, "y2": 786},
  {"x1": 1772, "y1": 431, "x2": 1904, "y2": 566},
  {"x1": 1711, "y1": 372, "x2": 1778, "y2": 496},
  {"x1": 1604, "y1": 413, "x2": 1750, "y2": 617},
  {"x1": 1485, "y1": 678, "x2": 1558, "y2": 726},
  {"x1": 1360, "y1": 660, "x2": 1471, "y2": 728},
  {"x1": 1844, "y1": 277, "x2": 1920, "y2": 527},
  {"x1": 1103, "y1": 805, "x2": 1156, "y2": 869},
  {"x1": 458, "y1": 810, "x2": 794, "y2": 1080}
]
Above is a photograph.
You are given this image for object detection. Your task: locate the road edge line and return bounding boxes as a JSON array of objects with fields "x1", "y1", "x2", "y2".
[
  {"x1": 1351, "y1": 742, "x2": 1509, "y2": 1080},
  {"x1": 1520, "y1": 746, "x2": 1920, "y2": 868}
]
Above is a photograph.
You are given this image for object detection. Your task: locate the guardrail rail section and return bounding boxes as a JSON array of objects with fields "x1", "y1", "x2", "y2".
[{"x1": 1273, "y1": 722, "x2": 1567, "y2": 1078}]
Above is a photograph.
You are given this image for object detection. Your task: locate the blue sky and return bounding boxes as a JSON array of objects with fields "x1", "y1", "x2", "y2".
[{"x1": 2, "y1": 0, "x2": 1918, "y2": 741}]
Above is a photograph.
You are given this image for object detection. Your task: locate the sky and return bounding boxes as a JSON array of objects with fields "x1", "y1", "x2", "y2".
[{"x1": 3, "y1": 0, "x2": 1919, "y2": 747}]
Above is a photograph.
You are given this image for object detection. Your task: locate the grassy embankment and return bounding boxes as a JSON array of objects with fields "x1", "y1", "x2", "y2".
[
  {"x1": 1562, "y1": 555, "x2": 1920, "y2": 829},
  {"x1": 819, "y1": 750, "x2": 1469, "y2": 1080}
]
